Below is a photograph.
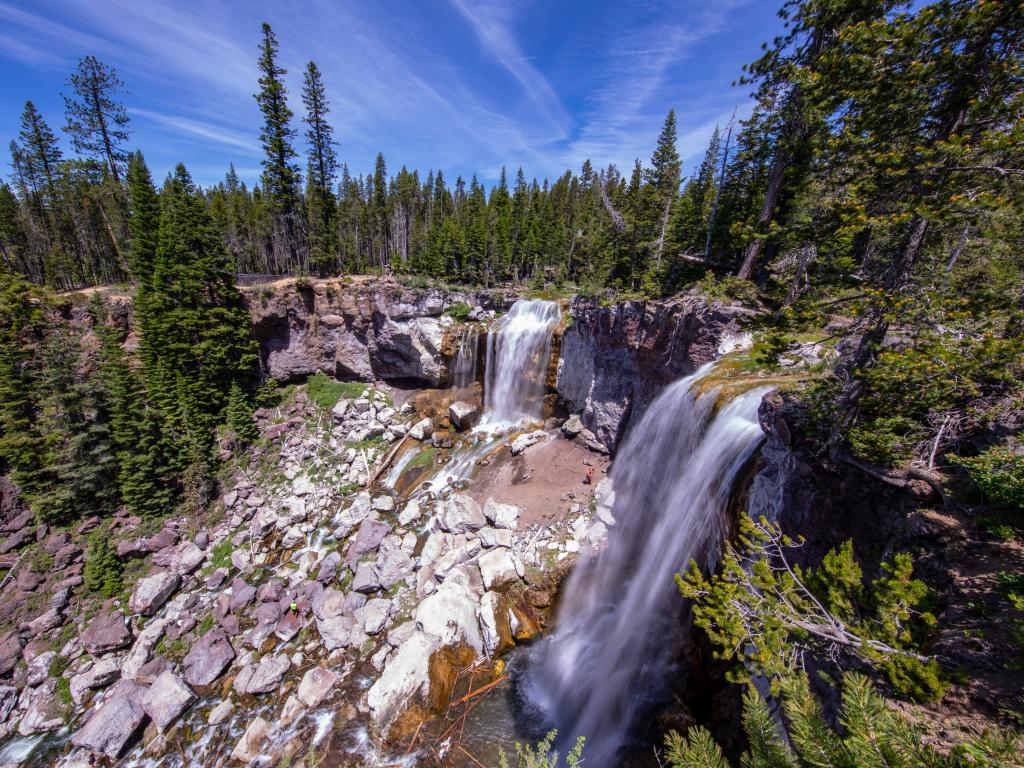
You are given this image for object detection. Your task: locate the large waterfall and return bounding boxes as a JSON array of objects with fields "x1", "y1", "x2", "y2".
[
  {"x1": 521, "y1": 365, "x2": 772, "y2": 766},
  {"x1": 481, "y1": 299, "x2": 561, "y2": 428}
]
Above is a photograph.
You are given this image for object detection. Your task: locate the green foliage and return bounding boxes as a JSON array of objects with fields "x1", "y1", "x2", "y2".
[
  {"x1": 305, "y1": 373, "x2": 365, "y2": 410},
  {"x1": 955, "y1": 445, "x2": 1024, "y2": 512},
  {"x1": 54, "y1": 676, "x2": 73, "y2": 708},
  {"x1": 83, "y1": 530, "x2": 122, "y2": 598},
  {"x1": 209, "y1": 540, "x2": 233, "y2": 570},
  {"x1": 225, "y1": 383, "x2": 258, "y2": 446},
  {"x1": 444, "y1": 301, "x2": 472, "y2": 322},
  {"x1": 679, "y1": 515, "x2": 943, "y2": 701},
  {"x1": 496, "y1": 731, "x2": 584, "y2": 768},
  {"x1": 665, "y1": 672, "x2": 1020, "y2": 768},
  {"x1": 848, "y1": 416, "x2": 924, "y2": 467}
]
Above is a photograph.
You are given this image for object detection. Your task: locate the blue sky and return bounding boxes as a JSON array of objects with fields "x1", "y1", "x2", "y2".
[{"x1": 0, "y1": 0, "x2": 785, "y2": 189}]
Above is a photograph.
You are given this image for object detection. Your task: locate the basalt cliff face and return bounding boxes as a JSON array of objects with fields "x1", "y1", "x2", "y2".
[
  {"x1": 243, "y1": 278, "x2": 516, "y2": 386},
  {"x1": 556, "y1": 294, "x2": 757, "y2": 453}
]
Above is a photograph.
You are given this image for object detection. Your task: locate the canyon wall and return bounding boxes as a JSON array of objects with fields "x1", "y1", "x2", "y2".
[
  {"x1": 243, "y1": 278, "x2": 516, "y2": 386},
  {"x1": 556, "y1": 294, "x2": 757, "y2": 453}
]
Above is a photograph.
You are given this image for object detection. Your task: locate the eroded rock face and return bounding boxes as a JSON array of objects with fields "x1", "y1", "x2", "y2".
[
  {"x1": 245, "y1": 278, "x2": 514, "y2": 385},
  {"x1": 557, "y1": 294, "x2": 756, "y2": 453}
]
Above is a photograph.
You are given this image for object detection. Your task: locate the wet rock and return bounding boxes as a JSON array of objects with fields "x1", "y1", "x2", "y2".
[
  {"x1": 297, "y1": 666, "x2": 338, "y2": 708},
  {"x1": 483, "y1": 498, "x2": 520, "y2": 529},
  {"x1": 398, "y1": 498, "x2": 423, "y2": 526},
  {"x1": 438, "y1": 494, "x2": 485, "y2": 534},
  {"x1": 129, "y1": 571, "x2": 181, "y2": 616},
  {"x1": 71, "y1": 687, "x2": 146, "y2": 757},
  {"x1": 448, "y1": 401, "x2": 480, "y2": 431},
  {"x1": 234, "y1": 652, "x2": 290, "y2": 695},
  {"x1": 81, "y1": 610, "x2": 132, "y2": 656},
  {"x1": 372, "y1": 495, "x2": 396, "y2": 513},
  {"x1": 141, "y1": 671, "x2": 196, "y2": 731},
  {"x1": 510, "y1": 430, "x2": 546, "y2": 455},
  {"x1": 183, "y1": 628, "x2": 235, "y2": 687},
  {"x1": 478, "y1": 549, "x2": 520, "y2": 590},
  {"x1": 431, "y1": 431, "x2": 454, "y2": 449},
  {"x1": 479, "y1": 592, "x2": 515, "y2": 656},
  {"x1": 18, "y1": 678, "x2": 66, "y2": 735},
  {"x1": 208, "y1": 698, "x2": 235, "y2": 725},
  {"x1": 230, "y1": 715, "x2": 270, "y2": 763},
  {"x1": 408, "y1": 418, "x2": 433, "y2": 441},
  {"x1": 316, "y1": 551, "x2": 342, "y2": 583}
]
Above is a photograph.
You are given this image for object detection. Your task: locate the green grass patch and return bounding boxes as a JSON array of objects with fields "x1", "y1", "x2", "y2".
[
  {"x1": 209, "y1": 540, "x2": 234, "y2": 570},
  {"x1": 306, "y1": 373, "x2": 368, "y2": 410},
  {"x1": 404, "y1": 446, "x2": 437, "y2": 472},
  {"x1": 443, "y1": 301, "x2": 471, "y2": 321}
]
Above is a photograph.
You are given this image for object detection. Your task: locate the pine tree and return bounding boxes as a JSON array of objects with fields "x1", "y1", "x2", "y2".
[
  {"x1": 83, "y1": 530, "x2": 122, "y2": 597},
  {"x1": 302, "y1": 61, "x2": 339, "y2": 274},
  {"x1": 254, "y1": 22, "x2": 303, "y2": 268},
  {"x1": 225, "y1": 382, "x2": 258, "y2": 447},
  {"x1": 140, "y1": 164, "x2": 258, "y2": 473},
  {"x1": 125, "y1": 152, "x2": 160, "y2": 288},
  {"x1": 63, "y1": 56, "x2": 131, "y2": 184},
  {"x1": 17, "y1": 101, "x2": 63, "y2": 219}
]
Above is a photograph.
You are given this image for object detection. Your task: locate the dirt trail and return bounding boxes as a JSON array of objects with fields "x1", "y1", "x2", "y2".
[{"x1": 467, "y1": 431, "x2": 611, "y2": 526}]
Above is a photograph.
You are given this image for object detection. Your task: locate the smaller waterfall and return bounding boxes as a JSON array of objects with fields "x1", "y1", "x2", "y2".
[
  {"x1": 522, "y1": 365, "x2": 772, "y2": 767},
  {"x1": 452, "y1": 325, "x2": 480, "y2": 389},
  {"x1": 481, "y1": 299, "x2": 561, "y2": 429}
]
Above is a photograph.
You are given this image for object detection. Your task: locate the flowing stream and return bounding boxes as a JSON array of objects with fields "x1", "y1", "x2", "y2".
[
  {"x1": 480, "y1": 299, "x2": 561, "y2": 430},
  {"x1": 521, "y1": 364, "x2": 772, "y2": 767}
]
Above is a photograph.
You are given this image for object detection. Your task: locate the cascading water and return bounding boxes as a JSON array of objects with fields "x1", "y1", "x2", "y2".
[
  {"x1": 521, "y1": 365, "x2": 773, "y2": 767},
  {"x1": 452, "y1": 325, "x2": 480, "y2": 389},
  {"x1": 481, "y1": 299, "x2": 561, "y2": 429}
]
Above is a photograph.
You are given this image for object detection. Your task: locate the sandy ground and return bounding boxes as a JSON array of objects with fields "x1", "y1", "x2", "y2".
[{"x1": 467, "y1": 431, "x2": 611, "y2": 526}]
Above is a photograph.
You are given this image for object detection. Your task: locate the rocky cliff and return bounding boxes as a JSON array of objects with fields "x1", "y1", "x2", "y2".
[
  {"x1": 556, "y1": 294, "x2": 756, "y2": 453},
  {"x1": 244, "y1": 278, "x2": 516, "y2": 386}
]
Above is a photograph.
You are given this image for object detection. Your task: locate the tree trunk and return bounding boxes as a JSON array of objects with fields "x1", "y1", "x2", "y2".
[{"x1": 737, "y1": 145, "x2": 789, "y2": 280}]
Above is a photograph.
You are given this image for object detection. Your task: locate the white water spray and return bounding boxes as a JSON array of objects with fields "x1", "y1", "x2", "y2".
[
  {"x1": 523, "y1": 365, "x2": 772, "y2": 767},
  {"x1": 480, "y1": 299, "x2": 560, "y2": 429},
  {"x1": 452, "y1": 325, "x2": 480, "y2": 389}
]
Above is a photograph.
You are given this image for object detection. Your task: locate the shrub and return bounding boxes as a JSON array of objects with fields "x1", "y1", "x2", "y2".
[
  {"x1": 83, "y1": 531, "x2": 122, "y2": 598},
  {"x1": 444, "y1": 301, "x2": 472, "y2": 322},
  {"x1": 848, "y1": 415, "x2": 924, "y2": 467},
  {"x1": 306, "y1": 373, "x2": 366, "y2": 410},
  {"x1": 955, "y1": 444, "x2": 1024, "y2": 512}
]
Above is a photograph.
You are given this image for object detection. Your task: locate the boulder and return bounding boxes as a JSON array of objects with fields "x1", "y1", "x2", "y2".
[
  {"x1": 509, "y1": 430, "x2": 546, "y2": 455},
  {"x1": 231, "y1": 716, "x2": 270, "y2": 763},
  {"x1": 236, "y1": 653, "x2": 290, "y2": 695},
  {"x1": 357, "y1": 598, "x2": 392, "y2": 635},
  {"x1": 351, "y1": 563, "x2": 382, "y2": 594},
  {"x1": 316, "y1": 614, "x2": 354, "y2": 650},
  {"x1": 0, "y1": 632, "x2": 21, "y2": 675},
  {"x1": 128, "y1": 571, "x2": 181, "y2": 616},
  {"x1": 561, "y1": 413, "x2": 584, "y2": 438},
  {"x1": 297, "y1": 666, "x2": 338, "y2": 708},
  {"x1": 121, "y1": 617, "x2": 168, "y2": 681},
  {"x1": 408, "y1": 418, "x2": 433, "y2": 441},
  {"x1": 345, "y1": 519, "x2": 391, "y2": 567},
  {"x1": 81, "y1": 610, "x2": 132, "y2": 656},
  {"x1": 208, "y1": 698, "x2": 235, "y2": 725},
  {"x1": 331, "y1": 398, "x2": 350, "y2": 422},
  {"x1": 228, "y1": 577, "x2": 257, "y2": 613},
  {"x1": 415, "y1": 579, "x2": 483, "y2": 653},
  {"x1": 482, "y1": 498, "x2": 520, "y2": 529},
  {"x1": 141, "y1": 671, "x2": 196, "y2": 731},
  {"x1": 371, "y1": 495, "x2": 396, "y2": 513},
  {"x1": 478, "y1": 549, "x2": 520, "y2": 590},
  {"x1": 479, "y1": 592, "x2": 515, "y2": 656},
  {"x1": 17, "y1": 678, "x2": 66, "y2": 735},
  {"x1": 376, "y1": 548, "x2": 414, "y2": 590},
  {"x1": 448, "y1": 401, "x2": 480, "y2": 431},
  {"x1": 71, "y1": 690, "x2": 146, "y2": 757},
  {"x1": 183, "y1": 628, "x2": 235, "y2": 687},
  {"x1": 366, "y1": 631, "x2": 439, "y2": 730},
  {"x1": 438, "y1": 494, "x2": 486, "y2": 534}
]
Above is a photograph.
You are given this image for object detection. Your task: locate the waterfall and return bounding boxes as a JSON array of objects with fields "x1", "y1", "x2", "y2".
[
  {"x1": 452, "y1": 324, "x2": 480, "y2": 388},
  {"x1": 480, "y1": 299, "x2": 561, "y2": 428},
  {"x1": 521, "y1": 365, "x2": 772, "y2": 767}
]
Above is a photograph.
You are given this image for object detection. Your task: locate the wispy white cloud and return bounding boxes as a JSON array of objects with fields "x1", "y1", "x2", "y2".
[
  {"x1": 446, "y1": 0, "x2": 571, "y2": 139},
  {"x1": 128, "y1": 107, "x2": 258, "y2": 154}
]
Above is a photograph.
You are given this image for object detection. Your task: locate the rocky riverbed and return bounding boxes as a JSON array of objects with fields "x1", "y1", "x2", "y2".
[{"x1": 0, "y1": 378, "x2": 613, "y2": 766}]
